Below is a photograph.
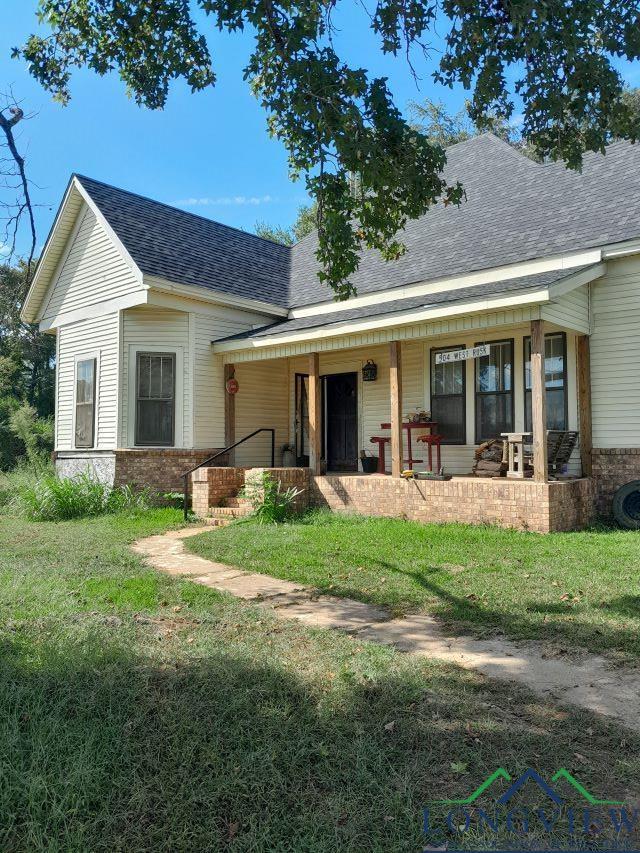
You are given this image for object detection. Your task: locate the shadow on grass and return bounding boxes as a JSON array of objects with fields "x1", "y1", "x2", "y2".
[
  {"x1": 0, "y1": 625, "x2": 636, "y2": 851},
  {"x1": 604, "y1": 595, "x2": 640, "y2": 617},
  {"x1": 373, "y1": 562, "x2": 640, "y2": 658}
]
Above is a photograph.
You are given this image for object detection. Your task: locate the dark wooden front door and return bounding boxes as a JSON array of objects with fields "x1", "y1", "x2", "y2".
[{"x1": 324, "y1": 373, "x2": 358, "y2": 471}]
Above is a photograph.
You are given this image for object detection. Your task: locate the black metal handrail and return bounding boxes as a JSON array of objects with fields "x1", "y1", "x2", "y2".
[{"x1": 181, "y1": 428, "x2": 275, "y2": 519}]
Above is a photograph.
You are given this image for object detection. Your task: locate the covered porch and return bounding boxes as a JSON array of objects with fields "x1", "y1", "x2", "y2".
[{"x1": 202, "y1": 272, "x2": 599, "y2": 531}]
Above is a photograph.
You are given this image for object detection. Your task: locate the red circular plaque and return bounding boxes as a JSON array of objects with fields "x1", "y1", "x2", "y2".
[{"x1": 226, "y1": 378, "x2": 239, "y2": 395}]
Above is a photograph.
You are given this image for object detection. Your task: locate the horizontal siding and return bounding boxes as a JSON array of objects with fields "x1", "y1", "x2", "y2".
[
  {"x1": 42, "y1": 207, "x2": 141, "y2": 320},
  {"x1": 591, "y1": 256, "x2": 640, "y2": 447},
  {"x1": 56, "y1": 312, "x2": 119, "y2": 450},
  {"x1": 542, "y1": 284, "x2": 589, "y2": 333},
  {"x1": 121, "y1": 307, "x2": 190, "y2": 446},
  {"x1": 234, "y1": 360, "x2": 289, "y2": 466},
  {"x1": 193, "y1": 307, "x2": 274, "y2": 448}
]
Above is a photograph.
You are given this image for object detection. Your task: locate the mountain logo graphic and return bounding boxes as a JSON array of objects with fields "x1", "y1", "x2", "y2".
[{"x1": 436, "y1": 767, "x2": 623, "y2": 806}]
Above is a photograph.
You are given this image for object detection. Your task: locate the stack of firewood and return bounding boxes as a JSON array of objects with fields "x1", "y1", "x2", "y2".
[{"x1": 472, "y1": 439, "x2": 507, "y2": 477}]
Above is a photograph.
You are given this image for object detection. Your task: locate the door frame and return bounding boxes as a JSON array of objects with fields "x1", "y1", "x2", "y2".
[
  {"x1": 294, "y1": 372, "x2": 310, "y2": 467},
  {"x1": 323, "y1": 371, "x2": 359, "y2": 471}
]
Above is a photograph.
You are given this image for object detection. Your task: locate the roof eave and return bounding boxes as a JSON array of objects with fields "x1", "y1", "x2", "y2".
[
  {"x1": 213, "y1": 262, "x2": 605, "y2": 354},
  {"x1": 212, "y1": 288, "x2": 552, "y2": 353},
  {"x1": 145, "y1": 275, "x2": 288, "y2": 317}
]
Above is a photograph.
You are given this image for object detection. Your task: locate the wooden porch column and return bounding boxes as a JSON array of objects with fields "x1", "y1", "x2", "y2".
[
  {"x1": 224, "y1": 363, "x2": 235, "y2": 466},
  {"x1": 308, "y1": 352, "x2": 322, "y2": 475},
  {"x1": 389, "y1": 341, "x2": 403, "y2": 478},
  {"x1": 530, "y1": 319, "x2": 548, "y2": 482},
  {"x1": 577, "y1": 335, "x2": 593, "y2": 476}
]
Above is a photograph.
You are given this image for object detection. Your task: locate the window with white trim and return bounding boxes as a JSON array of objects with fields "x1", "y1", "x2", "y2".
[
  {"x1": 135, "y1": 352, "x2": 176, "y2": 446},
  {"x1": 75, "y1": 358, "x2": 97, "y2": 448}
]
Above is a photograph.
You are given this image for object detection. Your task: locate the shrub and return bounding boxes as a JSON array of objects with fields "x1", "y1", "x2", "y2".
[
  {"x1": 0, "y1": 454, "x2": 54, "y2": 511},
  {"x1": 8, "y1": 402, "x2": 54, "y2": 466},
  {"x1": 240, "y1": 471, "x2": 302, "y2": 524},
  {"x1": 15, "y1": 471, "x2": 149, "y2": 521}
]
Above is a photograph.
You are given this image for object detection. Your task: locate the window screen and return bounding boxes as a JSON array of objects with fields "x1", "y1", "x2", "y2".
[
  {"x1": 135, "y1": 353, "x2": 175, "y2": 446},
  {"x1": 524, "y1": 332, "x2": 567, "y2": 431}
]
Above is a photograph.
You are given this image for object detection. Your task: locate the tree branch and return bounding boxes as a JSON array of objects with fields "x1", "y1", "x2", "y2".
[{"x1": 0, "y1": 96, "x2": 37, "y2": 283}]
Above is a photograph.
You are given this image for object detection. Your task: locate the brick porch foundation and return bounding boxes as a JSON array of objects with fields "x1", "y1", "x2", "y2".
[
  {"x1": 113, "y1": 449, "x2": 227, "y2": 493},
  {"x1": 591, "y1": 449, "x2": 640, "y2": 516},
  {"x1": 190, "y1": 465, "x2": 594, "y2": 533},
  {"x1": 309, "y1": 475, "x2": 595, "y2": 533}
]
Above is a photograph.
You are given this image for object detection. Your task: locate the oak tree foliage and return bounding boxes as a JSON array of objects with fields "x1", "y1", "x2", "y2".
[
  {"x1": 255, "y1": 201, "x2": 318, "y2": 245},
  {"x1": 18, "y1": 0, "x2": 640, "y2": 299}
]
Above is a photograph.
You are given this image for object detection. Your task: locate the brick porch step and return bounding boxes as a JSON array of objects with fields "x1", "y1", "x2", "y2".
[
  {"x1": 222, "y1": 496, "x2": 253, "y2": 508},
  {"x1": 209, "y1": 506, "x2": 252, "y2": 517},
  {"x1": 206, "y1": 503, "x2": 253, "y2": 527}
]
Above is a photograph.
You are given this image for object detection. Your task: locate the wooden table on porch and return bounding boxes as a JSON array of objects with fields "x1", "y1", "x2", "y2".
[{"x1": 378, "y1": 421, "x2": 438, "y2": 472}]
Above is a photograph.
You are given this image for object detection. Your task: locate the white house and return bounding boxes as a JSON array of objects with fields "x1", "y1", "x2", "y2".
[{"x1": 21, "y1": 133, "x2": 640, "y2": 531}]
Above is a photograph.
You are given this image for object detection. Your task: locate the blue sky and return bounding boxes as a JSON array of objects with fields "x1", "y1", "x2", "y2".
[
  {"x1": 2, "y1": 2, "x2": 639, "y2": 258},
  {"x1": 1, "y1": 1, "x2": 471, "y2": 255}
]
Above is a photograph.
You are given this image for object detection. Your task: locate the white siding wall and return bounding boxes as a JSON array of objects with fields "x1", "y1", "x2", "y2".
[
  {"x1": 234, "y1": 359, "x2": 290, "y2": 466},
  {"x1": 56, "y1": 312, "x2": 120, "y2": 450},
  {"x1": 192, "y1": 307, "x2": 274, "y2": 448},
  {"x1": 120, "y1": 304, "x2": 274, "y2": 450},
  {"x1": 591, "y1": 256, "x2": 640, "y2": 447},
  {"x1": 42, "y1": 206, "x2": 141, "y2": 321},
  {"x1": 287, "y1": 328, "x2": 580, "y2": 475},
  {"x1": 542, "y1": 284, "x2": 590, "y2": 333},
  {"x1": 120, "y1": 306, "x2": 190, "y2": 447}
]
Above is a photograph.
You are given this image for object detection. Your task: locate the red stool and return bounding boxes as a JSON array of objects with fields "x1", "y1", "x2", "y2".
[
  {"x1": 416, "y1": 434, "x2": 443, "y2": 472},
  {"x1": 369, "y1": 436, "x2": 390, "y2": 474}
]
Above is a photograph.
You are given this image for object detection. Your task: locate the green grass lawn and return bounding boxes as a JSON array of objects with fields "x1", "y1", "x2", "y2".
[
  {"x1": 187, "y1": 511, "x2": 640, "y2": 662},
  {"x1": 2, "y1": 510, "x2": 640, "y2": 851}
]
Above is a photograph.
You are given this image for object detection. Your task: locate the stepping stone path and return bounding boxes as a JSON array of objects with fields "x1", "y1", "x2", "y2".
[{"x1": 133, "y1": 526, "x2": 640, "y2": 733}]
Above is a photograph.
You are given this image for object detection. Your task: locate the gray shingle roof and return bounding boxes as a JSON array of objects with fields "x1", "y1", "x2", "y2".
[
  {"x1": 215, "y1": 266, "x2": 594, "y2": 343},
  {"x1": 75, "y1": 134, "x2": 640, "y2": 314},
  {"x1": 75, "y1": 175, "x2": 290, "y2": 308},
  {"x1": 290, "y1": 134, "x2": 640, "y2": 307}
]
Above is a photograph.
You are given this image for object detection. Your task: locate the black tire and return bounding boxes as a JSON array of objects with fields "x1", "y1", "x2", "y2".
[{"x1": 612, "y1": 481, "x2": 640, "y2": 529}]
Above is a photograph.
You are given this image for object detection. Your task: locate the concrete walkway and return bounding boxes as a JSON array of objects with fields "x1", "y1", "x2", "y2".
[{"x1": 133, "y1": 527, "x2": 640, "y2": 733}]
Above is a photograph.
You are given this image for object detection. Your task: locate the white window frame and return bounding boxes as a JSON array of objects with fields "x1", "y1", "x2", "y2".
[
  {"x1": 127, "y1": 344, "x2": 184, "y2": 448},
  {"x1": 72, "y1": 350, "x2": 100, "y2": 450}
]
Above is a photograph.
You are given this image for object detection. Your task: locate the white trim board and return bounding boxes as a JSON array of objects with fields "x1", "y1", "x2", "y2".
[
  {"x1": 221, "y1": 310, "x2": 543, "y2": 364},
  {"x1": 145, "y1": 275, "x2": 288, "y2": 318},
  {"x1": 39, "y1": 291, "x2": 149, "y2": 332}
]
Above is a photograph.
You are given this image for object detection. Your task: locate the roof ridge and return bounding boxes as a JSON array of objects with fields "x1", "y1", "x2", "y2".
[
  {"x1": 73, "y1": 173, "x2": 292, "y2": 252},
  {"x1": 445, "y1": 131, "x2": 540, "y2": 167}
]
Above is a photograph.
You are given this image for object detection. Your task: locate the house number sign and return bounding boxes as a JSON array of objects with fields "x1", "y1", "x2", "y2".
[{"x1": 435, "y1": 344, "x2": 490, "y2": 365}]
